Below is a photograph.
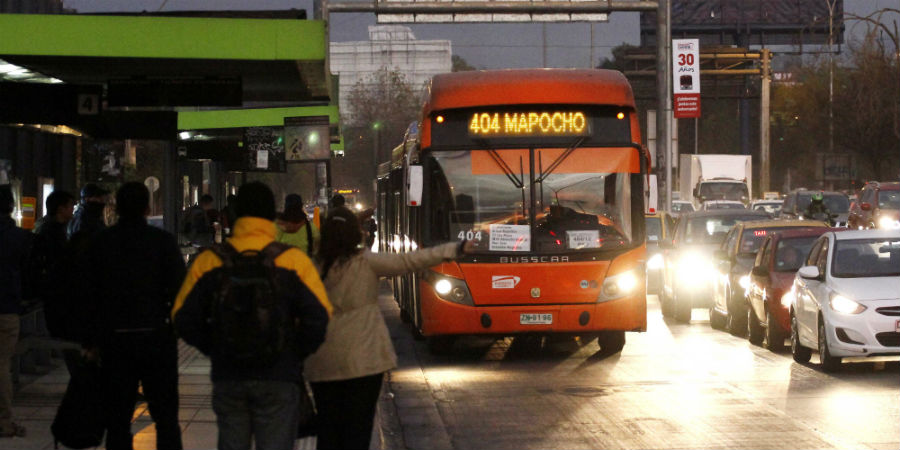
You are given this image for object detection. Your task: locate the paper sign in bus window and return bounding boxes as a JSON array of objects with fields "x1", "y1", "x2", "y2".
[
  {"x1": 567, "y1": 230, "x2": 601, "y2": 249},
  {"x1": 489, "y1": 224, "x2": 531, "y2": 252}
]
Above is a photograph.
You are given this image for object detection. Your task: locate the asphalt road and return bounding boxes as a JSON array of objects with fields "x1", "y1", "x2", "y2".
[{"x1": 376, "y1": 292, "x2": 899, "y2": 450}]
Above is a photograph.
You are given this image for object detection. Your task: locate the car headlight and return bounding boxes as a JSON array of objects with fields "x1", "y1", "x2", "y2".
[
  {"x1": 600, "y1": 270, "x2": 641, "y2": 301},
  {"x1": 830, "y1": 294, "x2": 866, "y2": 315},
  {"x1": 781, "y1": 289, "x2": 796, "y2": 308},
  {"x1": 676, "y1": 253, "x2": 713, "y2": 285},
  {"x1": 647, "y1": 253, "x2": 664, "y2": 270},
  {"x1": 738, "y1": 275, "x2": 751, "y2": 290},
  {"x1": 425, "y1": 272, "x2": 474, "y2": 306},
  {"x1": 878, "y1": 217, "x2": 900, "y2": 229}
]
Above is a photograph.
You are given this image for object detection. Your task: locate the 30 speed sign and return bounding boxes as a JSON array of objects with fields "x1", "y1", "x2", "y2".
[{"x1": 672, "y1": 39, "x2": 700, "y2": 118}]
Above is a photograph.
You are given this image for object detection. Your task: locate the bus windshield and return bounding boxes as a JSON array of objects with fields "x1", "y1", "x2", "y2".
[{"x1": 429, "y1": 146, "x2": 636, "y2": 253}]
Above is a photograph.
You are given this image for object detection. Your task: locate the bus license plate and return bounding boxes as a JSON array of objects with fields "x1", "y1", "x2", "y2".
[{"x1": 520, "y1": 313, "x2": 552, "y2": 325}]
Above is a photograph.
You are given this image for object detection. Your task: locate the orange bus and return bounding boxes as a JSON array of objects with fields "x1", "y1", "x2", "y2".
[{"x1": 376, "y1": 69, "x2": 649, "y2": 354}]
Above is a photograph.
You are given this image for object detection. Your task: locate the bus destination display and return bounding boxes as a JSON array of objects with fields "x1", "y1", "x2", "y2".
[{"x1": 467, "y1": 111, "x2": 590, "y2": 137}]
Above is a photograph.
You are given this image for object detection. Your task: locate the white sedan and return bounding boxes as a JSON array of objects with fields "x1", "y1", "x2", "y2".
[{"x1": 790, "y1": 229, "x2": 900, "y2": 371}]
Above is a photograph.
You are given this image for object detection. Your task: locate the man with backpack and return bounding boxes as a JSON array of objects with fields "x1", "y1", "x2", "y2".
[
  {"x1": 173, "y1": 182, "x2": 332, "y2": 450},
  {"x1": 83, "y1": 182, "x2": 186, "y2": 450}
]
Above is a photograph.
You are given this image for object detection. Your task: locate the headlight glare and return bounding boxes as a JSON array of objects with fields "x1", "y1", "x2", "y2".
[
  {"x1": 434, "y1": 279, "x2": 452, "y2": 295},
  {"x1": 647, "y1": 253, "x2": 664, "y2": 270},
  {"x1": 781, "y1": 289, "x2": 796, "y2": 308},
  {"x1": 739, "y1": 275, "x2": 751, "y2": 290},
  {"x1": 600, "y1": 270, "x2": 641, "y2": 301},
  {"x1": 830, "y1": 294, "x2": 866, "y2": 315},
  {"x1": 878, "y1": 217, "x2": 900, "y2": 229}
]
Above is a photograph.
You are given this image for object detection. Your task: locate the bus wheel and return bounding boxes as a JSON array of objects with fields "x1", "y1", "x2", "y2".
[
  {"x1": 596, "y1": 331, "x2": 625, "y2": 354},
  {"x1": 674, "y1": 296, "x2": 691, "y2": 323},
  {"x1": 427, "y1": 335, "x2": 456, "y2": 355}
]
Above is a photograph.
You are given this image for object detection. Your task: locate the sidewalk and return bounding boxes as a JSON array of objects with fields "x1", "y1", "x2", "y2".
[{"x1": 4, "y1": 342, "x2": 327, "y2": 450}]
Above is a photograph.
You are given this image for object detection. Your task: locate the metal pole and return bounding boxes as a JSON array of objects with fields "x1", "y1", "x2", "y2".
[
  {"x1": 542, "y1": 23, "x2": 548, "y2": 67},
  {"x1": 760, "y1": 49, "x2": 771, "y2": 196},
  {"x1": 589, "y1": 23, "x2": 594, "y2": 68},
  {"x1": 828, "y1": 1, "x2": 834, "y2": 156},
  {"x1": 694, "y1": 117, "x2": 698, "y2": 154},
  {"x1": 655, "y1": 0, "x2": 668, "y2": 211},
  {"x1": 663, "y1": 0, "x2": 672, "y2": 212}
]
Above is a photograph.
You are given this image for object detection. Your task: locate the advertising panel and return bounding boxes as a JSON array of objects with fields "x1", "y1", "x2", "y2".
[{"x1": 672, "y1": 39, "x2": 700, "y2": 119}]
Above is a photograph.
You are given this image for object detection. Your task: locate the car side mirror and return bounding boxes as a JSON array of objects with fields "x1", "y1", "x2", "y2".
[
  {"x1": 406, "y1": 165, "x2": 423, "y2": 207},
  {"x1": 860, "y1": 202, "x2": 872, "y2": 211},
  {"x1": 751, "y1": 265, "x2": 769, "y2": 278},
  {"x1": 798, "y1": 265, "x2": 820, "y2": 280}
]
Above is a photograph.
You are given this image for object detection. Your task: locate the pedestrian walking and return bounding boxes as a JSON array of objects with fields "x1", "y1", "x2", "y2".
[
  {"x1": 173, "y1": 181, "x2": 333, "y2": 450},
  {"x1": 0, "y1": 185, "x2": 30, "y2": 438},
  {"x1": 83, "y1": 182, "x2": 186, "y2": 450},
  {"x1": 304, "y1": 207, "x2": 471, "y2": 450},
  {"x1": 31, "y1": 190, "x2": 75, "y2": 286},
  {"x1": 220, "y1": 194, "x2": 238, "y2": 236},
  {"x1": 276, "y1": 193, "x2": 319, "y2": 255},
  {"x1": 67, "y1": 183, "x2": 108, "y2": 240}
]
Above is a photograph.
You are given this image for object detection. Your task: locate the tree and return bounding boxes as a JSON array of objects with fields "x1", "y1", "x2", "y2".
[
  {"x1": 452, "y1": 55, "x2": 476, "y2": 72},
  {"x1": 337, "y1": 68, "x2": 421, "y2": 205}
]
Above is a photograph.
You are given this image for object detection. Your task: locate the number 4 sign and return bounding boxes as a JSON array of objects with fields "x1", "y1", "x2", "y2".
[{"x1": 672, "y1": 39, "x2": 700, "y2": 118}]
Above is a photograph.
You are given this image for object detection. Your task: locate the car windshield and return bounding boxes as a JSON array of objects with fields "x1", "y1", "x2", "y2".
[
  {"x1": 832, "y1": 238, "x2": 900, "y2": 278},
  {"x1": 739, "y1": 228, "x2": 787, "y2": 255},
  {"x1": 797, "y1": 193, "x2": 850, "y2": 213},
  {"x1": 698, "y1": 182, "x2": 748, "y2": 202},
  {"x1": 683, "y1": 215, "x2": 763, "y2": 245},
  {"x1": 672, "y1": 202, "x2": 694, "y2": 213},
  {"x1": 752, "y1": 202, "x2": 782, "y2": 215},
  {"x1": 706, "y1": 202, "x2": 745, "y2": 210},
  {"x1": 428, "y1": 147, "x2": 636, "y2": 253},
  {"x1": 878, "y1": 190, "x2": 900, "y2": 210},
  {"x1": 774, "y1": 236, "x2": 818, "y2": 272},
  {"x1": 646, "y1": 217, "x2": 662, "y2": 242}
]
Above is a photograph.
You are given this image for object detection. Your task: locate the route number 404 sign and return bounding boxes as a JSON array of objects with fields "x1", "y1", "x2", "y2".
[{"x1": 672, "y1": 39, "x2": 701, "y2": 119}]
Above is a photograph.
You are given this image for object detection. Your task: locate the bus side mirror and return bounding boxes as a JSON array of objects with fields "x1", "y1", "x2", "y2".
[{"x1": 407, "y1": 165, "x2": 423, "y2": 207}]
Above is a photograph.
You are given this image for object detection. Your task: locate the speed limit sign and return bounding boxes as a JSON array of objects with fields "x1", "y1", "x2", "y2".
[{"x1": 672, "y1": 39, "x2": 700, "y2": 118}]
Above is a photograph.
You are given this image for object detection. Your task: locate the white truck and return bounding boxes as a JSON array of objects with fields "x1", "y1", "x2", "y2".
[{"x1": 679, "y1": 154, "x2": 752, "y2": 210}]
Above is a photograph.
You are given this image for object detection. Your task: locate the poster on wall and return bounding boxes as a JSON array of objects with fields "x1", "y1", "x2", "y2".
[
  {"x1": 83, "y1": 141, "x2": 125, "y2": 182},
  {"x1": 0, "y1": 160, "x2": 10, "y2": 185},
  {"x1": 284, "y1": 116, "x2": 330, "y2": 161},
  {"x1": 244, "y1": 127, "x2": 285, "y2": 172}
]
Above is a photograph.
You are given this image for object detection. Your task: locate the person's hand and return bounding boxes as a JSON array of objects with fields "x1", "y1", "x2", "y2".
[
  {"x1": 462, "y1": 240, "x2": 476, "y2": 254},
  {"x1": 82, "y1": 347, "x2": 100, "y2": 363}
]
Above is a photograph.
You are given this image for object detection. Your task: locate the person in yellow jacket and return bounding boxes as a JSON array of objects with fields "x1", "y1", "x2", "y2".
[{"x1": 172, "y1": 182, "x2": 332, "y2": 450}]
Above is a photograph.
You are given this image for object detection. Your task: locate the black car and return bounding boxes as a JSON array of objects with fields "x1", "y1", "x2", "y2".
[{"x1": 660, "y1": 209, "x2": 770, "y2": 323}]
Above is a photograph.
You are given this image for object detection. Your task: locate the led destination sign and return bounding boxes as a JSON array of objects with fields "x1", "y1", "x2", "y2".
[{"x1": 468, "y1": 111, "x2": 589, "y2": 137}]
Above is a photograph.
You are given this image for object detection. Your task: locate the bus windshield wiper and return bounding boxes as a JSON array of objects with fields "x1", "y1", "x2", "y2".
[
  {"x1": 535, "y1": 137, "x2": 585, "y2": 184},
  {"x1": 485, "y1": 148, "x2": 524, "y2": 189}
]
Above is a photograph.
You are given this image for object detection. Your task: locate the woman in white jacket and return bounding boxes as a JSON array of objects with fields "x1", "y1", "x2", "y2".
[{"x1": 304, "y1": 207, "x2": 471, "y2": 450}]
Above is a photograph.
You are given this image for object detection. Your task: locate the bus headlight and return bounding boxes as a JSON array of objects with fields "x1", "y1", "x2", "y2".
[
  {"x1": 599, "y1": 270, "x2": 640, "y2": 302},
  {"x1": 647, "y1": 253, "x2": 664, "y2": 270},
  {"x1": 425, "y1": 272, "x2": 474, "y2": 306}
]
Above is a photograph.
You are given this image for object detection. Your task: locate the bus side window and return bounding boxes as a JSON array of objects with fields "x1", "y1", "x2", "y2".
[{"x1": 428, "y1": 162, "x2": 451, "y2": 241}]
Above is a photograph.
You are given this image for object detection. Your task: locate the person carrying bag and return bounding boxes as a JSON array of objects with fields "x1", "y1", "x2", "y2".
[{"x1": 304, "y1": 207, "x2": 471, "y2": 450}]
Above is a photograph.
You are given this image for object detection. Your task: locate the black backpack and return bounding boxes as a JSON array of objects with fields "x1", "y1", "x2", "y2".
[{"x1": 208, "y1": 242, "x2": 293, "y2": 368}]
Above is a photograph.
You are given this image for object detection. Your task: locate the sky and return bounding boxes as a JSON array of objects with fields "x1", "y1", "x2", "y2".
[{"x1": 63, "y1": 0, "x2": 899, "y2": 69}]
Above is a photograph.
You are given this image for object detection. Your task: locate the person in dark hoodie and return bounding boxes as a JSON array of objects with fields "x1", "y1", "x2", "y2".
[
  {"x1": 67, "y1": 183, "x2": 108, "y2": 240},
  {"x1": 173, "y1": 182, "x2": 332, "y2": 450},
  {"x1": 84, "y1": 182, "x2": 186, "y2": 450},
  {"x1": 31, "y1": 190, "x2": 75, "y2": 286}
]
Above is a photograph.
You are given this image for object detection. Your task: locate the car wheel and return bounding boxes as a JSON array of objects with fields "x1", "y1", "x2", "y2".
[
  {"x1": 674, "y1": 294, "x2": 692, "y2": 323},
  {"x1": 791, "y1": 312, "x2": 812, "y2": 363},
  {"x1": 709, "y1": 307, "x2": 726, "y2": 330},
  {"x1": 725, "y1": 294, "x2": 747, "y2": 337},
  {"x1": 747, "y1": 307, "x2": 764, "y2": 346},
  {"x1": 817, "y1": 319, "x2": 842, "y2": 372},
  {"x1": 596, "y1": 330, "x2": 626, "y2": 354},
  {"x1": 660, "y1": 287, "x2": 673, "y2": 318},
  {"x1": 764, "y1": 306, "x2": 785, "y2": 352}
]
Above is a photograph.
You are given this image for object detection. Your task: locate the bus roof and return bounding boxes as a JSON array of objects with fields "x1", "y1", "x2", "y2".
[{"x1": 425, "y1": 69, "x2": 636, "y2": 114}]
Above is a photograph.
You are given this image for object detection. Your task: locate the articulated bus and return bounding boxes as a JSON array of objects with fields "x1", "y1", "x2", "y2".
[{"x1": 376, "y1": 69, "x2": 650, "y2": 353}]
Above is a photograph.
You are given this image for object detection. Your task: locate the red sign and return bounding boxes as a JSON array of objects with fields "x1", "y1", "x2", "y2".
[{"x1": 674, "y1": 94, "x2": 701, "y2": 118}]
